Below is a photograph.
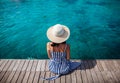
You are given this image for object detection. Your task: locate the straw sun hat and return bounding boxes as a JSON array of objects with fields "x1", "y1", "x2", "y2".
[{"x1": 47, "y1": 24, "x2": 70, "y2": 43}]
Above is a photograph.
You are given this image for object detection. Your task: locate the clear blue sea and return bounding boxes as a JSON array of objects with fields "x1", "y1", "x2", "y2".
[{"x1": 0, "y1": 0, "x2": 120, "y2": 59}]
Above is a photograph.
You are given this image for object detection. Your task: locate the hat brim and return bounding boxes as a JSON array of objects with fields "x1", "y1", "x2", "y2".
[{"x1": 47, "y1": 25, "x2": 70, "y2": 43}]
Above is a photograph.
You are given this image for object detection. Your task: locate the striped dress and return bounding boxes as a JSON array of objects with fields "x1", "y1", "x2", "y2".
[
  {"x1": 48, "y1": 45, "x2": 70, "y2": 74},
  {"x1": 42, "y1": 45, "x2": 81, "y2": 80}
]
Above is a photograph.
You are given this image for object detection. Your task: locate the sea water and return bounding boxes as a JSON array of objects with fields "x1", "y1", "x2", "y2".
[{"x1": 0, "y1": 0, "x2": 120, "y2": 59}]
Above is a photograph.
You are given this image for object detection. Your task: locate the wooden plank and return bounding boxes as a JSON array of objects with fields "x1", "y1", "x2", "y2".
[
  {"x1": 92, "y1": 60, "x2": 99, "y2": 71},
  {"x1": 46, "y1": 60, "x2": 49, "y2": 71},
  {"x1": 36, "y1": 60, "x2": 43, "y2": 71},
  {"x1": 26, "y1": 60, "x2": 33, "y2": 71},
  {"x1": 75, "y1": 60, "x2": 82, "y2": 83},
  {"x1": 97, "y1": 60, "x2": 104, "y2": 71},
  {"x1": 22, "y1": 71, "x2": 30, "y2": 83},
  {"x1": 39, "y1": 60, "x2": 46, "y2": 83},
  {"x1": 0, "y1": 71, "x2": 12, "y2": 82},
  {"x1": 101, "y1": 71, "x2": 115, "y2": 83},
  {"x1": 80, "y1": 60, "x2": 88, "y2": 83},
  {"x1": 16, "y1": 71, "x2": 25, "y2": 83},
  {"x1": 55, "y1": 73, "x2": 60, "y2": 83},
  {"x1": 22, "y1": 60, "x2": 34, "y2": 83},
  {"x1": 114, "y1": 71, "x2": 120, "y2": 82},
  {"x1": 12, "y1": 60, "x2": 21, "y2": 71},
  {"x1": 6, "y1": 60, "x2": 21, "y2": 83},
  {"x1": 104, "y1": 60, "x2": 118, "y2": 71},
  {"x1": 108, "y1": 60, "x2": 117, "y2": 71},
  {"x1": 31, "y1": 60, "x2": 38, "y2": 71},
  {"x1": 117, "y1": 60, "x2": 120, "y2": 68},
  {"x1": 21, "y1": 60, "x2": 30, "y2": 71},
  {"x1": 60, "y1": 74, "x2": 65, "y2": 83},
  {"x1": 44, "y1": 72, "x2": 50, "y2": 83},
  {"x1": 10, "y1": 60, "x2": 25, "y2": 83},
  {"x1": 41, "y1": 60, "x2": 46, "y2": 71},
  {"x1": 96, "y1": 72, "x2": 105, "y2": 83},
  {"x1": 91, "y1": 60, "x2": 105, "y2": 83},
  {"x1": 76, "y1": 70, "x2": 82, "y2": 83},
  {"x1": 0, "y1": 60, "x2": 3, "y2": 66},
  {"x1": 110, "y1": 71, "x2": 119, "y2": 83},
  {"x1": 66, "y1": 73, "x2": 71, "y2": 83},
  {"x1": 39, "y1": 72, "x2": 45, "y2": 83},
  {"x1": 50, "y1": 72, "x2": 55, "y2": 83},
  {"x1": 81, "y1": 70, "x2": 87, "y2": 83},
  {"x1": 88, "y1": 60, "x2": 99, "y2": 83},
  {"x1": 2, "y1": 60, "x2": 13, "y2": 71},
  {"x1": 33, "y1": 60, "x2": 43, "y2": 83},
  {"x1": 100, "y1": 60, "x2": 108, "y2": 71},
  {"x1": 15, "y1": 60, "x2": 25, "y2": 71},
  {"x1": 97, "y1": 60, "x2": 106, "y2": 83},
  {"x1": 7, "y1": 60, "x2": 16, "y2": 71},
  {"x1": 116, "y1": 60, "x2": 120, "y2": 67},
  {"x1": 33, "y1": 71, "x2": 41, "y2": 83},
  {"x1": 17, "y1": 60, "x2": 30, "y2": 83},
  {"x1": 113, "y1": 60, "x2": 120, "y2": 71},
  {"x1": 84, "y1": 60, "x2": 94, "y2": 83},
  {"x1": 27, "y1": 60, "x2": 38, "y2": 83},
  {"x1": 44, "y1": 60, "x2": 48, "y2": 72},
  {"x1": 71, "y1": 70, "x2": 77, "y2": 83},
  {"x1": 0, "y1": 60, "x2": 12, "y2": 81},
  {"x1": 0, "y1": 60, "x2": 16, "y2": 83},
  {"x1": 71, "y1": 60, "x2": 80, "y2": 83},
  {"x1": 104, "y1": 60, "x2": 112, "y2": 71},
  {"x1": 0, "y1": 60, "x2": 8, "y2": 71}
]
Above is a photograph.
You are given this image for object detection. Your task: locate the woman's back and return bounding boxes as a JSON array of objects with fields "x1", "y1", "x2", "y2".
[{"x1": 47, "y1": 42, "x2": 70, "y2": 60}]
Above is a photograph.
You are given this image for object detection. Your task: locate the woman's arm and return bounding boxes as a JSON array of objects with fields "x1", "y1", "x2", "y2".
[
  {"x1": 47, "y1": 42, "x2": 51, "y2": 59},
  {"x1": 66, "y1": 44, "x2": 70, "y2": 60}
]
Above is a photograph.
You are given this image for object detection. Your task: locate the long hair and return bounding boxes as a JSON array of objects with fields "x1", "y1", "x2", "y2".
[{"x1": 51, "y1": 41, "x2": 66, "y2": 47}]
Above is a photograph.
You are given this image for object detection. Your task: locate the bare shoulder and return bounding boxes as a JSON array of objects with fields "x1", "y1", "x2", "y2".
[
  {"x1": 47, "y1": 42, "x2": 52, "y2": 50},
  {"x1": 47, "y1": 42, "x2": 52, "y2": 46}
]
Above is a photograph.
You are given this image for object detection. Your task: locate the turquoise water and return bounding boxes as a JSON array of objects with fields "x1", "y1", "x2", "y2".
[{"x1": 0, "y1": 0, "x2": 120, "y2": 59}]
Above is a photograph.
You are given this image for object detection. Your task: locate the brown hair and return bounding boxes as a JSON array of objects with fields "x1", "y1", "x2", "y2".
[{"x1": 51, "y1": 41, "x2": 66, "y2": 47}]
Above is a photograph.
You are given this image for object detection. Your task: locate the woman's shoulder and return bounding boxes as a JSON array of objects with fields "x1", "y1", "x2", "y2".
[
  {"x1": 47, "y1": 42, "x2": 52, "y2": 45},
  {"x1": 47, "y1": 42, "x2": 52, "y2": 50}
]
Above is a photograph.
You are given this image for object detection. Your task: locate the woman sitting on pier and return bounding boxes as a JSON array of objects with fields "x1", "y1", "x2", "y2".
[{"x1": 42, "y1": 24, "x2": 81, "y2": 80}]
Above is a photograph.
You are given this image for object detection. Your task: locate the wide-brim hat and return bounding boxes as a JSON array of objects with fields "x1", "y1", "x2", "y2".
[{"x1": 47, "y1": 24, "x2": 70, "y2": 43}]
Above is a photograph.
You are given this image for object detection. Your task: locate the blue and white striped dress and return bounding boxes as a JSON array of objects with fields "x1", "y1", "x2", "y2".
[
  {"x1": 42, "y1": 45, "x2": 81, "y2": 80},
  {"x1": 48, "y1": 45, "x2": 70, "y2": 74}
]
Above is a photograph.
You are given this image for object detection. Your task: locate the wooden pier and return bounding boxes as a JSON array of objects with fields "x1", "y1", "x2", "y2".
[{"x1": 0, "y1": 59, "x2": 120, "y2": 83}]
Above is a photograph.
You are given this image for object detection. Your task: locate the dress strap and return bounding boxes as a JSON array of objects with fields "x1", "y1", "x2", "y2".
[{"x1": 64, "y1": 44, "x2": 67, "y2": 52}]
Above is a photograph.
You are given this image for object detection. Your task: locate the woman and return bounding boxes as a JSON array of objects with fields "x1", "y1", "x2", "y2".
[{"x1": 42, "y1": 24, "x2": 81, "y2": 80}]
